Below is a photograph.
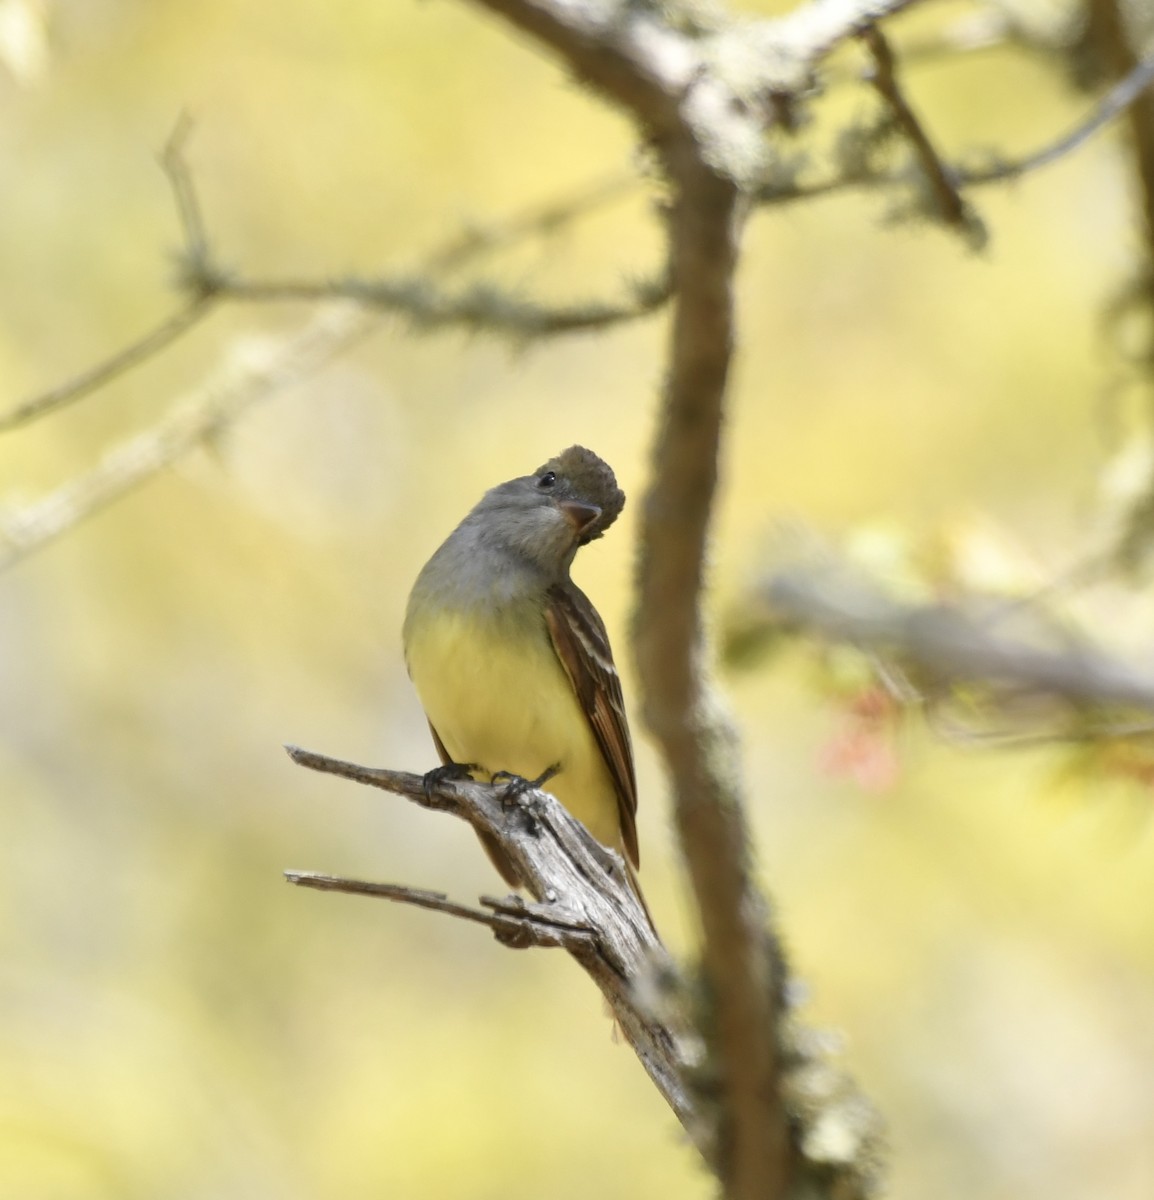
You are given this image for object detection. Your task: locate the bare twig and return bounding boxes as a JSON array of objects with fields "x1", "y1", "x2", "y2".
[
  {"x1": 859, "y1": 24, "x2": 974, "y2": 234},
  {"x1": 160, "y1": 115, "x2": 212, "y2": 277},
  {"x1": 0, "y1": 119, "x2": 226, "y2": 436},
  {"x1": 0, "y1": 303, "x2": 374, "y2": 572},
  {"x1": 285, "y1": 871, "x2": 619, "y2": 946},
  {"x1": 0, "y1": 298, "x2": 214, "y2": 434},
  {"x1": 286, "y1": 872, "x2": 512, "y2": 929},
  {"x1": 283, "y1": 745, "x2": 701, "y2": 1142},
  {"x1": 965, "y1": 50, "x2": 1154, "y2": 183},
  {"x1": 759, "y1": 49, "x2": 1154, "y2": 207}
]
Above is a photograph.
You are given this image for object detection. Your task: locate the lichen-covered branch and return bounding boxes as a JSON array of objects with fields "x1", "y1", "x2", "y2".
[
  {"x1": 0, "y1": 157, "x2": 661, "y2": 570},
  {"x1": 0, "y1": 135, "x2": 660, "y2": 439},
  {"x1": 636, "y1": 146, "x2": 793, "y2": 1200},
  {"x1": 217, "y1": 272, "x2": 670, "y2": 338}
]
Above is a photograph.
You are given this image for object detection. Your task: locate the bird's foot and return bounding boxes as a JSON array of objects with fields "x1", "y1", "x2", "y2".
[
  {"x1": 421, "y1": 761, "x2": 479, "y2": 801},
  {"x1": 491, "y1": 764, "x2": 561, "y2": 805}
]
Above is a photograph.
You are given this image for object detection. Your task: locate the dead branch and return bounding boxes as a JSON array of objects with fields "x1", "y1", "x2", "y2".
[{"x1": 283, "y1": 745, "x2": 702, "y2": 1148}]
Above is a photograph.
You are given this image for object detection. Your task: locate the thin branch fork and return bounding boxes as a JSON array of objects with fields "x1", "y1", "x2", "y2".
[
  {"x1": 859, "y1": 24, "x2": 973, "y2": 234},
  {"x1": 0, "y1": 132, "x2": 663, "y2": 437},
  {"x1": 749, "y1": 45, "x2": 1154, "y2": 210},
  {"x1": 283, "y1": 744, "x2": 704, "y2": 1155}
]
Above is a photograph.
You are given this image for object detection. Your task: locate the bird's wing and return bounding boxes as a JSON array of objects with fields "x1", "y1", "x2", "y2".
[
  {"x1": 426, "y1": 720, "x2": 453, "y2": 768},
  {"x1": 544, "y1": 580, "x2": 640, "y2": 868}
]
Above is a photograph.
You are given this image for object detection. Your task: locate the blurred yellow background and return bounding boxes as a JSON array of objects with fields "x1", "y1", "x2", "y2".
[{"x1": 3, "y1": 1, "x2": 1154, "y2": 1198}]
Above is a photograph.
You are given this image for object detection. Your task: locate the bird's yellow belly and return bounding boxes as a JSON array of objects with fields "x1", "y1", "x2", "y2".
[{"x1": 406, "y1": 610, "x2": 622, "y2": 852}]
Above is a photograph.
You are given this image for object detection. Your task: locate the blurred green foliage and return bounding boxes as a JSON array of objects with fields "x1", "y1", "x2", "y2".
[{"x1": 2, "y1": 1, "x2": 1154, "y2": 1198}]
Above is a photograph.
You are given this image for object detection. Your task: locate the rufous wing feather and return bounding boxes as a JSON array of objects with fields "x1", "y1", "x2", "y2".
[{"x1": 544, "y1": 581, "x2": 640, "y2": 869}]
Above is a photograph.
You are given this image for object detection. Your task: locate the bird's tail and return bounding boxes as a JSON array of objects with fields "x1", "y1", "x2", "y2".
[{"x1": 625, "y1": 858, "x2": 660, "y2": 943}]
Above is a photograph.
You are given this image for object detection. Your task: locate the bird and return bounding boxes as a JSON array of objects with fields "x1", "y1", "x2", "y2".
[{"x1": 402, "y1": 445, "x2": 648, "y2": 916}]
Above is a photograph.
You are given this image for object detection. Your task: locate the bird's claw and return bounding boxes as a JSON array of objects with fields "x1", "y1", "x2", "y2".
[
  {"x1": 491, "y1": 764, "x2": 561, "y2": 805},
  {"x1": 422, "y1": 761, "x2": 479, "y2": 801}
]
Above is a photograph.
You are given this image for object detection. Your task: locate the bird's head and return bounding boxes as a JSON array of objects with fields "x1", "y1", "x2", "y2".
[{"x1": 472, "y1": 445, "x2": 625, "y2": 573}]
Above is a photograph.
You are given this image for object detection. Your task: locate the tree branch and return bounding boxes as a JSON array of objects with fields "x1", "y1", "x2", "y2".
[
  {"x1": 0, "y1": 298, "x2": 215, "y2": 434},
  {"x1": 212, "y1": 272, "x2": 670, "y2": 339},
  {"x1": 459, "y1": 3, "x2": 921, "y2": 1196},
  {"x1": 0, "y1": 154, "x2": 664, "y2": 571},
  {"x1": 283, "y1": 745, "x2": 702, "y2": 1145},
  {"x1": 758, "y1": 49, "x2": 1154, "y2": 207},
  {"x1": 964, "y1": 51, "x2": 1154, "y2": 184},
  {"x1": 859, "y1": 24, "x2": 978, "y2": 240},
  {"x1": 636, "y1": 145, "x2": 792, "y2": 1200},
  {"x1": 0, "y1": 131, "x2": 660, "y2": 438},
  {"x1": 723, "y1": 0, "x2": 926, "y2": 97},
  {"x1": 465, "y1": 0, "x2": 692, "y2": 134},
  {"x1": 761, "y1": 559, "x2": 1154, "y2": 717},
  {"x1": 286, "y1": 872, "x2": 517, "y2": 929},
  {"x1": 1084, "y1": 0, "x2": 1154, "y2": 299},
  {"x1": 459, "y1": 1, "x2": 819, "y2": 1195},
  {"x1": 0, "y1": 303, "x2": 375, "y2": 572}
]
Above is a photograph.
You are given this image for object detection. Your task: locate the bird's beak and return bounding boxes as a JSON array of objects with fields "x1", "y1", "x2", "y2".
[{"x1": 558, "y1": 500, "x2": 601, "y2": 536}]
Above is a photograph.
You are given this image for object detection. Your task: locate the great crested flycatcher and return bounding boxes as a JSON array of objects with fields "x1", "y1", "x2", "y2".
[{"x1": 402, "y1": 445, "x2": 646, "y2": 907}]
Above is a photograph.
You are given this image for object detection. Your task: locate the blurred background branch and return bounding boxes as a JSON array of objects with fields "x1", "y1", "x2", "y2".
[
  {"x1": 0, "y1": 300, "x2": 374, "y2": 571},
  {"x1": 0, "y1": 133, "x2": 665, "y2": 436},
  {"x1": 759, "y1": 549, "x2": 1154, "y2": 717}
]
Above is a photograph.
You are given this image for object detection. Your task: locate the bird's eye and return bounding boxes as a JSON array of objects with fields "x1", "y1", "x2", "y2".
[{"x1": 537, "y1": 471, "x2": 556, "y2": 489}]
